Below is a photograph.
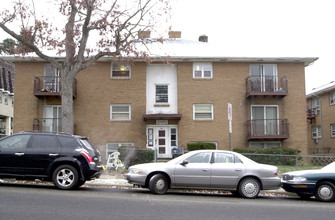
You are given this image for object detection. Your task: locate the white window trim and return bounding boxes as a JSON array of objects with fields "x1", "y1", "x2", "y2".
[
  {"x1": 193, "y1": 62, "x2": 213, "y2": 79},
  {"x1": 330, "y1": 91, "x2": 335, "y2": 105},
  {"x1": 155, "y1": 84, "x2": 169, "y2": 104},
  {"x1": 110, "y1": 104, "x2": 131, "y2": 121},
  {"x1": 193, "y1": 104, "x2": 214, "y2": 120},
  {"x1": 312, "y1": 126, "x2": 322, "y2": 139},
  {"x1": 111, "y1": 63, "x2": 131, "y2": 79},
  {"x1": 331, "y1": 124, "x2": 335, "y2": 138}
]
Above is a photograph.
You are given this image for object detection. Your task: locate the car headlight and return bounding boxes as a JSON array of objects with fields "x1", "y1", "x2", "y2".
[
  {"x1": 292, "y1": 176, "x2": 307, "y2": 181},
  {"x1": 129, "y1": 168, "x2": 143, "y2": 174}
]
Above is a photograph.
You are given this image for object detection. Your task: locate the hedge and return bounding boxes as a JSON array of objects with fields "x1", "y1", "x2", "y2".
[
  {"x1": 187, "y1": 142, "x2": 216, "y2": 151},
  {"x1": 233, "y1": 147, "x2": 301, "y2": 166},
  {"x1": 118, "y1": 147, "x2": 154, "y2": 168}
]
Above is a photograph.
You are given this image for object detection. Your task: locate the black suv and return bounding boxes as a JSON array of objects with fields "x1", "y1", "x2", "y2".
[{"x1": 0, "y1": 132, "x2": 103, "y2": 189}]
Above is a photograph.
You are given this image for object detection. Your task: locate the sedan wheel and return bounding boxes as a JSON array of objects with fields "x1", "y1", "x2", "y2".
[
  {"x1": 149, "y1": 174, "x2": 168, "y2": 195},
  {"x1": 315, "y1": 181, "x2": 335, "y2": 202},
  {"x1": 238, "y1": 177, "x2": 260, "y2": 199},
  {"x1": 53, "y1": 165, "x2": 79, "y2": 190}
]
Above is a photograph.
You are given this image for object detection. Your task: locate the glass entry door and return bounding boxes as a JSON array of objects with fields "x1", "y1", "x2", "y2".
[
  {"x1": 43, "y1": 106, "x2": 62, "y2": 132},
  {"x1": 251, "y1": 106, "x2": 278, "y2": 136}
]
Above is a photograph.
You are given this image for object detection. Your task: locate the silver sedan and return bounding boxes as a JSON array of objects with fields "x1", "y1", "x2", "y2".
[{"x1": 125, "y1": 150, "x2": 280, "y2": 198}]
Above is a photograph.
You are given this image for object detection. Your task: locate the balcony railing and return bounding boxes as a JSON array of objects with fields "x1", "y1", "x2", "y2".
[
  {"x1": 246, "y1": 76, "x2": 288, "y2": 98},
  {"x1": 33, "y1": 76, "x2": 77, "y2": 98},
  {"x1": 247, "y1": 119, "x2": 289, "y2": 140},
  {"x1": 33, "y1": 118, "x2": 62, "y2": 133}
]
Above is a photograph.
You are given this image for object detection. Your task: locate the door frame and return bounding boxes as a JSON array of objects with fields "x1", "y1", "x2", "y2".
[{"x1": 146, "y1": 125, "x2": 178, "y2": 158}]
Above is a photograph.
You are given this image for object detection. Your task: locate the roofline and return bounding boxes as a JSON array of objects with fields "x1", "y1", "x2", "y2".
[
  {"x1": 1, "y1": 55, "x2": 318, "y2": 67},
  {"x1": 306, "y1": 82, "x2": 335, "y2": 98}
]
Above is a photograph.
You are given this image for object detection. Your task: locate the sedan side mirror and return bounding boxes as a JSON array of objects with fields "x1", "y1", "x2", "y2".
[{"x1": 180, "y1": 160, "x2": 189, "y2": 166}]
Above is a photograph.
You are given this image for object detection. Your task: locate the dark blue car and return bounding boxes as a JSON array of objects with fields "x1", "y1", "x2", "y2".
[{"x1": 281, "y1": 162, "x2": 335, "y2": 202}]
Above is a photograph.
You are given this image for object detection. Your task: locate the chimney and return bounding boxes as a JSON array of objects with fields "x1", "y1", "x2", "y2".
[
  {"x1": 198, "y1": 35, "x2": 208, "y2": 42},
  {"x1": 169, "y1": 31, "x2": 181, "y2": 39},
  {"x1": 138, "y1": 31, "x2": 151, "y2": 39}
]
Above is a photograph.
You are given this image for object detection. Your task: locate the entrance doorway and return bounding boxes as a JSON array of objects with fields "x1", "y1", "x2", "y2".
[{"x1": 146, "y1": 125, "x2": 178, "y2": 158}]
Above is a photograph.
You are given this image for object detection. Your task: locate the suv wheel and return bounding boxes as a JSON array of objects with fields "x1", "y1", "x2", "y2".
[{"x1": 53, "y1": 165, "x2": 79, "y2": 190}]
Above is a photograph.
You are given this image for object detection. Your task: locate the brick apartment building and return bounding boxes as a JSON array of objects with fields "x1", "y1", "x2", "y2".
[
  {"x1": 0, "y1": 58, "x2": 14, "y2": 137},
  {"x1": 307, "y1": 81, "x2": 335, "y2": 155},
  {"x1": 6, "y1": 34, "x2": 318, "y2": 160}
]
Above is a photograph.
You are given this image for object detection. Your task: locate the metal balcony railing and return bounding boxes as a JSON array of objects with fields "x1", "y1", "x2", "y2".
[
  {"x1": 246, "y1": 76, "x2": 288, "y2": 98},
  {"x1": 247, "y1": 119, "x2": 289, "y2": 140},
  {"x1": 33, "y1": 76, "x2": 77, "y2": 98}
]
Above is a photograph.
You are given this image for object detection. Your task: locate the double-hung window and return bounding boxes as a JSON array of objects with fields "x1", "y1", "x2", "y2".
[
  {"x1": 330, "y1": 91, "x2": 335, "y2": 105},
  {"x1": 193, "y1": 62, "x2": 213, "y2": 79},
  {"x1": 312, "y1": 126, "x2": 322, "y2": 139},
  {"x1": 312, "y1": 97, "x2": 320, "y2": 115},
  {"x1": 156, "y1": 85, "x2": 168, "y2": 104},
  {"x1": 110, "y1": 104, "x2": 131, "y2": 121},
  {"x1": 331, "y1": 124, "x2": 335, "y2": 138},
  {"x1": 193, "y1": 104, "x2": 213, "y2": 120},
  {"x1": 111, "y1": 63, "x2": 131, "y2": 78}
]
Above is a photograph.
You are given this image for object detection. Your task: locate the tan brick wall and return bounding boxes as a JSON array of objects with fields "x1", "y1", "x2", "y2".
[{"x1": 13, "y1": 60, "x2": 310, "y2": 157}]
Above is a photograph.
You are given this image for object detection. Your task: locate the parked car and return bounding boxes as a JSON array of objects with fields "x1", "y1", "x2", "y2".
[
  {"x1": 125, "y1": 150, "x2": 280, "y2": 198},
  {"x1": 281, "y1": 162, "x2": 335, "y2": 202},
  {"x1": 0, "y1": 132, "x2": 103, "y2": 189}
]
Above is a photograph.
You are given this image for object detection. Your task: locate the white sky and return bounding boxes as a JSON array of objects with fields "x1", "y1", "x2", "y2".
[
  {"x1": 169, "y1": 0, "x2": 335, "y2": 93},
  {"x1": 1, "y1": 0, "x2": 334, "y2": 93}
]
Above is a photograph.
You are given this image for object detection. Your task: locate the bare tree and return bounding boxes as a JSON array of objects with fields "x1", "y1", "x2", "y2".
[{"x1": 0, "y1": 0, "x2": 171, "y2": 134}]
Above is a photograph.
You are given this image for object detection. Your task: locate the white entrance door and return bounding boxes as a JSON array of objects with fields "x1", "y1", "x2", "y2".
[
  {"x1": 156, "y1": 127, "x2": 169, "y2": 158},
  {"x1": 147, "y1": 126, "x2": 177, "y2": 158},
  {"x1": 43, "y1": 106, "x2": 62, "y2": 132}
]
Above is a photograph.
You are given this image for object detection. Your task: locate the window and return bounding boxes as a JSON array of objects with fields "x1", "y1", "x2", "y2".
[
  {"x1": 186, "y1": 152, "x2": 211, "y2": 163},
  {"x1": 170, "y1": 128, "x2": 177, "y2": 147},
  {"x1": 147, "y1": 128, "x2": 154, "y2": 147},
  {"x1": 111, "y1": 63, "x2": 131, "y2": 78},
  {"x1": 110, "y1": 104, "x2": 131, "y2": 121},
  {"x1": 249, "y1": 142, "x2": 281, "y2": 148},
  {"x1": 155, "y1": 85, "x2": 168, "y2": 104},
  {"x1": 4, "y1": 94, "x2": 8, "y2": 105},
  {"x1": 250, "y1": 64, "x2": 278, "y2": 92},
  {"x1": 44, "y1": 64, "x2": 60, "y2": 92},
  {"x1": 193, "y1": 62, "x2": 213, "y2": 78},
  {"x1": 0, "y1": 134, "x2": 31, "y2": 149},
  {"x1": 331, "y1": 124, "x2": 335, "y2": 138},
  {"x1": 312, "y1": 126, "x2": 322, "y2": 139},
  {"x1": 330, "y1": 91, "x2": 335, "y2": 105},
  {"x1": 193, "y1": 104, "x2": 213, "y2": 120},
  {"x1": 251, "y1": 105, "x2": 279, "y2": 135},
  {"x1": 106, "y1": 142, "x2": 133, "y2": 159},
  {"x1": 312, "y1": 97, "x2": 320, "y2": 115},
  {"x1": 214, "y1": 152, "x2": 234, "y2": 163},
  {"x1": 31, "y1": 135, "x2": 59, "y2": 149}
]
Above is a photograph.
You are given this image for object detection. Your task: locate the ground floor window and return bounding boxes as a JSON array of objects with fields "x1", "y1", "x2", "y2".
[
  {"x1": 312, "y1": 126, "x2": 322, "y2": 139},
  {"x1": 249, "y1": 142, "x2": 281, "y2": 149},
  {"x1": 331, "y1": 124, "x2": 335, "y2": 138},
  {"x1": 106, "y1": 142, "x2": 134, "y2": 160}
]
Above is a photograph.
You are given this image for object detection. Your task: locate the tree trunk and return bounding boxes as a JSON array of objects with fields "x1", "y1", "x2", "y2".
[{"x1": 61, "y1": 69, "x2": 75, "y2": 134}]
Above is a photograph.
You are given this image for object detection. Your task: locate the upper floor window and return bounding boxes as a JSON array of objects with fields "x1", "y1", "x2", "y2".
[
  {"x1": 312, "y1": 97, "x2": 320, "y2": 114},
  {"x1": 111, "y1": 63, "x2": 131, "y2": 78},
  {"x1": 330, "y1": 91, "x2": 335, "y2": 105},
  {"x1": 110, "y1": 104, "x2": 131, "y2": 121},
  {"x1": 193, "y1": 104, "x2": 213, "y2": 120},
  {"x1": 156, "y1": 85, "x2": 168, "y2": 104},
  {"x1": 331, "y1": 124, "x2": 335, "y2": 138},
  {"x1": 193, "y1": 62, "x2": 213, "y2": 79}
]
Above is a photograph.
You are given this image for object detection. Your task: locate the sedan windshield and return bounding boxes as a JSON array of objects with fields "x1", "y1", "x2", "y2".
[{"x1": 321, "y1": 162, "x2": 335, "y2": 171}]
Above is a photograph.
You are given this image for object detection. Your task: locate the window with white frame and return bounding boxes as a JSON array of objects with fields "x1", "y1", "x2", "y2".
[
  {"x1": 330, "y1": 91, "x2": 335, "y2": 105},
  {"x1": 193, "y1": 62, "x2": 213, "y2": 79},
  {"x1": 106, "y1": 142, "x2": 134, "y2": 159},
  {"x1": 193, "y1": 104, "x2": 213, "y2": 120},
  {"x1": 155, "y1": 85, "x2": 168, "y2": 104},
  {"x1": 312, "y1": 126, "x2": 322, "y2": 139},
  {"x1": 111, "y1": 63, "x2": 131, "y2": 78},
  {"x1": 110, "y1": 104, "x2": 131, "y2": 121},
  {"x1": 331, "y1": 124, "x2": 335, "y2": 138},
  {"x1": 312, "y1": 97, "x2": 320, "y2": 114}
]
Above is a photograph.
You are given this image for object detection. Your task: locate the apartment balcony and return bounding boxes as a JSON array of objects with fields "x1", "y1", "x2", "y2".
[
  {"x1": 33, "y1": 118, "x2": 76, "y2": 134},
  {"x1": 247, "y1": 119, "x2": 289, "y2": 140},
  {"x1": 33, "y1": 76, "x2": 77, "y2": 98},
  {"x1": 246, "y1": 76, "x2": 288, "y2": 98}
]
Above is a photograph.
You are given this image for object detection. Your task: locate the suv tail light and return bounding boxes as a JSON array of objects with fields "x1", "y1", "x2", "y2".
[{"x1": 80, "y1": 151, "x2": 95, "y2": 165}]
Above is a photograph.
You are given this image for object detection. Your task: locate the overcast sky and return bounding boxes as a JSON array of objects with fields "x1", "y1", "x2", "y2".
[
  {"x1": 169, "y1": 0, "x2": 334, "y2": 93},
  {"x1": 1, "y1": 0, "x2": 334, "y2": 93}
]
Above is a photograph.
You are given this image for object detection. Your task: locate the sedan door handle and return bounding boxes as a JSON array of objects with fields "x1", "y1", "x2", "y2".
[
  {"x1": 15, "y1": 152, "x2": 25, "y2": 156},
  {"x1": 235, "y1": 168, "x2": 242, "y2": 171},
  {"x1": 202, "y1": 169, "x2": 209, "y2": 172},
  {"x1": 49, "y1": 153, "x2": 59, "y2": 157}
]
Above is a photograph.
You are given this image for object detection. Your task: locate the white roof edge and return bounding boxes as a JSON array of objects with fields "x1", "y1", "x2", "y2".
[
  {"x1": 1, "y1": 55, "x2": 318, "y2": 66},
  {"x1": 306, "y1": 81, "x2": 335, "y2": 98}
]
